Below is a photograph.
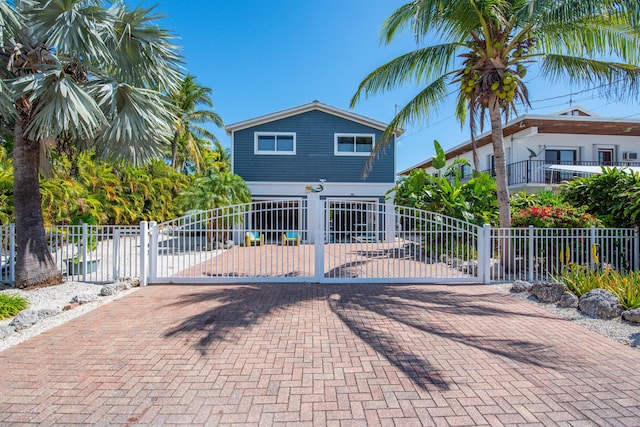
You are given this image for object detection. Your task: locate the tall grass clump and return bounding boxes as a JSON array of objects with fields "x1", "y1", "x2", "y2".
[
  {"x1": 0, "y1": 293, "x2": 29, "y2": 320},
  {"x1": 558, "y1": 265, "x2": 640, "y2": 310},
  {"x1": 557, "y1": 264, "x2": 601, "y2": 297}
]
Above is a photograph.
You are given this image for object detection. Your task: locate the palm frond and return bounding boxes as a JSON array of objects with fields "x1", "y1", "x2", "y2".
[
  {"x1": 363, "y1": 76, "x2": 449, "y2": 176},
  {"x1": 541, "y1": 54, "x2": 640, "y2": 100},
  {"x1": 105, "y1": 3, "x2": 183, "y2": 92},
  {"x1": 189, "y1": 110, "x2": 224, "y2": 127},
  {"x1": 538, "y1": 18, "x2": 640, "y2": 63},
  {"x1": 351, "y1": 43, "x2": 459, "y2": 106},
  {"x1": 88, "y1": 82, "x2": 175, "y2": 165},
  {"x1": 22, "y1": 0, "x2": 114, "y2": 64},
  {"x1": 0, "y1": 0, "x2": 23, "y2": 46},
  {"x1": 11, "y1": 69, "x2": 107, "y2": 141}
]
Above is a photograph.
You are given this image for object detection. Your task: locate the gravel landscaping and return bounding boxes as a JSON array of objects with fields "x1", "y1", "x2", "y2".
[
  {"x1": 0, "y1": 280, "x2": 138, "y2": 352},
  {"x1": 491, "y1": 283, "x2": 640, "y2": 350}
]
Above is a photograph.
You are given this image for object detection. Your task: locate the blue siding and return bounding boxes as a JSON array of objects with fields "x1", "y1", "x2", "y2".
[{"x1": 233, "y1": 110, "x2": 394, "y2": 183}]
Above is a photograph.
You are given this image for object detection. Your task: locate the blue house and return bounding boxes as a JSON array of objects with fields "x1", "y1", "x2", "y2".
[{"x1": 226, "y1": 101, "x2": 400, "y2": 242}]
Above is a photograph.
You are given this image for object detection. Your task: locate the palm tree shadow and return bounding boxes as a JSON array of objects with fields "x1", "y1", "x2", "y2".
[{"x1": 164, "y1": 283, "x2": 571, "y2": 390}]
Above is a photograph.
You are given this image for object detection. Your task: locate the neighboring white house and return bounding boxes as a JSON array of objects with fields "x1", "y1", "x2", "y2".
[{"x1": 400, "y1": 106, "x2": 640, "y2": 193}]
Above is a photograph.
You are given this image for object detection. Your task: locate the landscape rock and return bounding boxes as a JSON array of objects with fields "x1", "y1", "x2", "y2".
[
  {"x1": 0, "y1": 324, "x2": 15, "y2": 339},
  {"x1": 559, "y1": 292, "x2": 579, "y2": 308},
  {"x1": 72, "y1": 293, "x2": 99, "y2": 304},
  {"x1": 10, "y1": 310, "x2": 39, "y2": 330},
  {"x1": 622, "y1": 308, "x2": 640, "y2": 324},
  {"x1": 578, "y1": 289, "x2": 623, "y2": 319},
  {"x1": 511, "y1": 280, "x2": 532, "y2": 293},
  {"x1": 63, "y1": 303, "x2": 81, "y2": 311},
  {"x1": 37, "y1": 308, "x2": 60, "y2": 319},
  {"x1": 118, "y1": 277, "x2": 140, "y2": 288},
  {"x1": 100, "y1": 282, "x2": 127, "y2": 296},
  {"x1": 530, "y1": 282, "x2": 567, "y2": 303}
]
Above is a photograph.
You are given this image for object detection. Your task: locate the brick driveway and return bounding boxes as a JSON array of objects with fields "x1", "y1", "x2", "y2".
[{"x1": 0, "y1": 283, "x2": 639, "y2": 426}]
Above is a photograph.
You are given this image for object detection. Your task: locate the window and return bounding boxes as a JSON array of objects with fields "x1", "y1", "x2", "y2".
[
  {"x1": 254, "y1": 132, "x2": 296, "y2": 155},
  {"x1": 545, "y1": 149, "x2": 576, "y2": 164},
  {"x1": 598, "y1": 149, "x2": 614, "y2": 165},
  {"x1": 334, "y1": 134, "x2": 374, "y2": 156},
  {"x1": 487, "y1": 154, "x2": 496, "y2": 176}
]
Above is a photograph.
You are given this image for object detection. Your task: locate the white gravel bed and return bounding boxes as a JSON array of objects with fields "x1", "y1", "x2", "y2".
[
  {"x1": 0, "y1": 281, "x2": 137, "y2": 352},
  {"x1": 490, "y1": 283, "x2": 640, "y2": 350}
]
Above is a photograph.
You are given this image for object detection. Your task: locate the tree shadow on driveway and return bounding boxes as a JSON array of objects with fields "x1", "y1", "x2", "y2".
[{"x1": 163, "y1": 283, "x2": 569, "y2": 390}]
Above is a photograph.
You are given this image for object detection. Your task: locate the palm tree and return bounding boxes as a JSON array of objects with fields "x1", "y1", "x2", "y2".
[
  {"x1": 168, "y1": 74, "x2": 224, "y2": 172},
  {"x1": 177, "y1": 170, "x2": 251, "y2": 245},
  {"x1": 178, "y1": 171, "x2": 251, "y2": 212},
  {"x1": 0, "y1": 1, "x2": 182, "y2": 288},
  {"x1": 352, "y1": 0, "x2": 640, "y2": 228}
]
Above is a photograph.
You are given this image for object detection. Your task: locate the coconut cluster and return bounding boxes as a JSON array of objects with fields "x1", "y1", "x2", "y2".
[{"x1": 457, "y1": 39, "x2": 532, "y2": 104}]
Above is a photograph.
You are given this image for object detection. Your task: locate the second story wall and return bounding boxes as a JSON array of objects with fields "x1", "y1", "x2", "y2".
[{"x1": 232, "y1": 110, "x2": 395, "y2": 184}]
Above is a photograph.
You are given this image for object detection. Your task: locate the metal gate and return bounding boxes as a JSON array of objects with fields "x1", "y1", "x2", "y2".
[{"x1": 148, "y1": 200, "x2": 481, "y2": 284}]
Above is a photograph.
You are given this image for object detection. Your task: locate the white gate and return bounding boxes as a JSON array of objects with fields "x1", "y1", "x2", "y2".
[{"x1": 147, "y1": 200, "x2": 481, "y2": 284}]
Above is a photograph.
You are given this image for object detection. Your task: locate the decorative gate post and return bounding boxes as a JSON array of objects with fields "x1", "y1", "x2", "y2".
[
  {"x1": 139, "y1": 221, "x2": 148, "y2": 287},
  {"x1": 148, "y1": 222, "x2": 158, "y2": 284}
]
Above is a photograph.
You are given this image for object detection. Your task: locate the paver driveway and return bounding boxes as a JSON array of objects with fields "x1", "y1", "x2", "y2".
[{"x1": 0, "y1": 283, "x2": 639, "y2": 426}]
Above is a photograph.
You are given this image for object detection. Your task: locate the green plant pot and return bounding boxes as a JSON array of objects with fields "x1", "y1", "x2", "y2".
[{"x1": 66, "y1": 259, "x2": 100, "y2": 275}]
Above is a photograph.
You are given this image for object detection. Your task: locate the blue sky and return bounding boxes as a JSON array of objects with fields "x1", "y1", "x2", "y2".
[{"x1": 146, "y1": 1, "x2": 640, "y2": 172}]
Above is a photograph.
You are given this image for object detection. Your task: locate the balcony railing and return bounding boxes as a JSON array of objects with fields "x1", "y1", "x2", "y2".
[{"x1": 478, "y1": 160, "x2": 640, "y2": 187}]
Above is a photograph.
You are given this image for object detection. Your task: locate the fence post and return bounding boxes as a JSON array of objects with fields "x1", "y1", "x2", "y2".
[
  {"x1": 528, "y1": 225, "x2": 534, "y2": 283},
  {"x1": 479, "y1": 224, "x2": 491, "y2": 284},
  {"x1": 81, "y1": 223, "x2": 88, "y2": 282},
  {"x1": 9, "y1": 223, "x2": 15, "y2": 283},
  {"x1": 590, "y1": 226, "x2": 596, "y2": 271},
  {"x1": 140, "y1": 221, "x2": 148, "y2": 287},
  {"x1": 635, "y1": 227, "x2": 639, "y2": 272},
  {"x1": 384, "y1": 199, "x2": 395, "y2": 243},
  {"x1": 313, "y1": 199, "x2": 324, "y2": 282},
  {"x1": 477, "y1": 225, "x2": 485, "y2": 283},
  {"x1": 148, "y1": 221, "x2": 158, "y2": 284},
  {"x1": 112, "y1": 229, "x2": 120, "y2": 281}
]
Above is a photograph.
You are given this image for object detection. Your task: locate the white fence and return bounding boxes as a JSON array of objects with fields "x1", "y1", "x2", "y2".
[
  {"x1": 0, "y1": 223, "x2": 144, "y2": 284},
  {"x1": 482, "y1": 226, "x2": 639, "y2": 283},
  {"x1": 0, "y1": 212, "x2": 638, "y2": 285}
]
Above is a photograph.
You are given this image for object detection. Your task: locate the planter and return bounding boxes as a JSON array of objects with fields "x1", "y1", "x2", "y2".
[{"x1": 66, "y1": 258, "x2": 100, "y2": 275}]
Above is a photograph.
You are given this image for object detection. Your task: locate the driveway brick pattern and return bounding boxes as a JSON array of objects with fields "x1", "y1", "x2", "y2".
[{"x1": 0, "y1": 283, "x2": 639, "y2": 426}]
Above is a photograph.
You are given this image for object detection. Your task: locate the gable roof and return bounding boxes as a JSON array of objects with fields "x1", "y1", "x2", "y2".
[
  {"x1": 399, "y1": 106, "x2": 640, "y2": 175},
  {"x1": 225, "y1": 100, "x2": 403, "y2": 136}
]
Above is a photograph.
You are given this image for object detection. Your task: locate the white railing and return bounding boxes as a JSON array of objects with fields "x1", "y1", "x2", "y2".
[
  {"x1": 0, "y1": 214, "x2": 638, "y2": 285},
  {"x1": 485, "y1": 226, "x2": 639, "y2": 283},
  {"x1": 0, "y1": 223, "x2": 143, "y2": 284}
]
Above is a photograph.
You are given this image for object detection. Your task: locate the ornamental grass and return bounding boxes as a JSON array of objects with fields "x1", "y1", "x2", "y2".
[
  {"x1": 0, "y1": 293, "x2": 29, "y2": 320},
  {"x1": 558, "y1": 264, "x2": 640, "y2": 310}
]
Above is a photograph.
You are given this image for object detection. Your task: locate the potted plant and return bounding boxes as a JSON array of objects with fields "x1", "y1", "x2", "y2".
[{"x1": 65, "y1": 215, "x2": 100, "y2": 275}]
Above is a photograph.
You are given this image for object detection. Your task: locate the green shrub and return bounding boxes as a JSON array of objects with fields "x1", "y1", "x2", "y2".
[
  {"x1": 561, "y1": 167, "x2": 640, "y2": 227},
  {"x1": 511, "y1": 189, "x2": 565, "y2": 213},
  {"x1": 511, "y1": 205, "x2": 601, "y2": 228},
  {"x1": 0, "y1": 293, "x2": 29, "y2": 320}
]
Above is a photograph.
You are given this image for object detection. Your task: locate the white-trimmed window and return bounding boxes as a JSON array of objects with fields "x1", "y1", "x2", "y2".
[
  {"x1": 334, "y1": 133, "x2": 375, "y2": 156},
  {"x1": 254, "y1": 132, "x2": 296, "y2": 155}
]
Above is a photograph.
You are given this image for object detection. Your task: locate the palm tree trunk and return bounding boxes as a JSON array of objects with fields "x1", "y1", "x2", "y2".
[
  {"x1": 488, "y1": 104, "x2": 510, "y2": 227},
  {"x1": 488, "y1": 102, "x2": 516, "y2": 273},
  {"x1": 13, "y1": 112, "x2": 63, "y2": 288},
  {"x1": 170, "y1": 131, "x2": 179, "y2": 170}
]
